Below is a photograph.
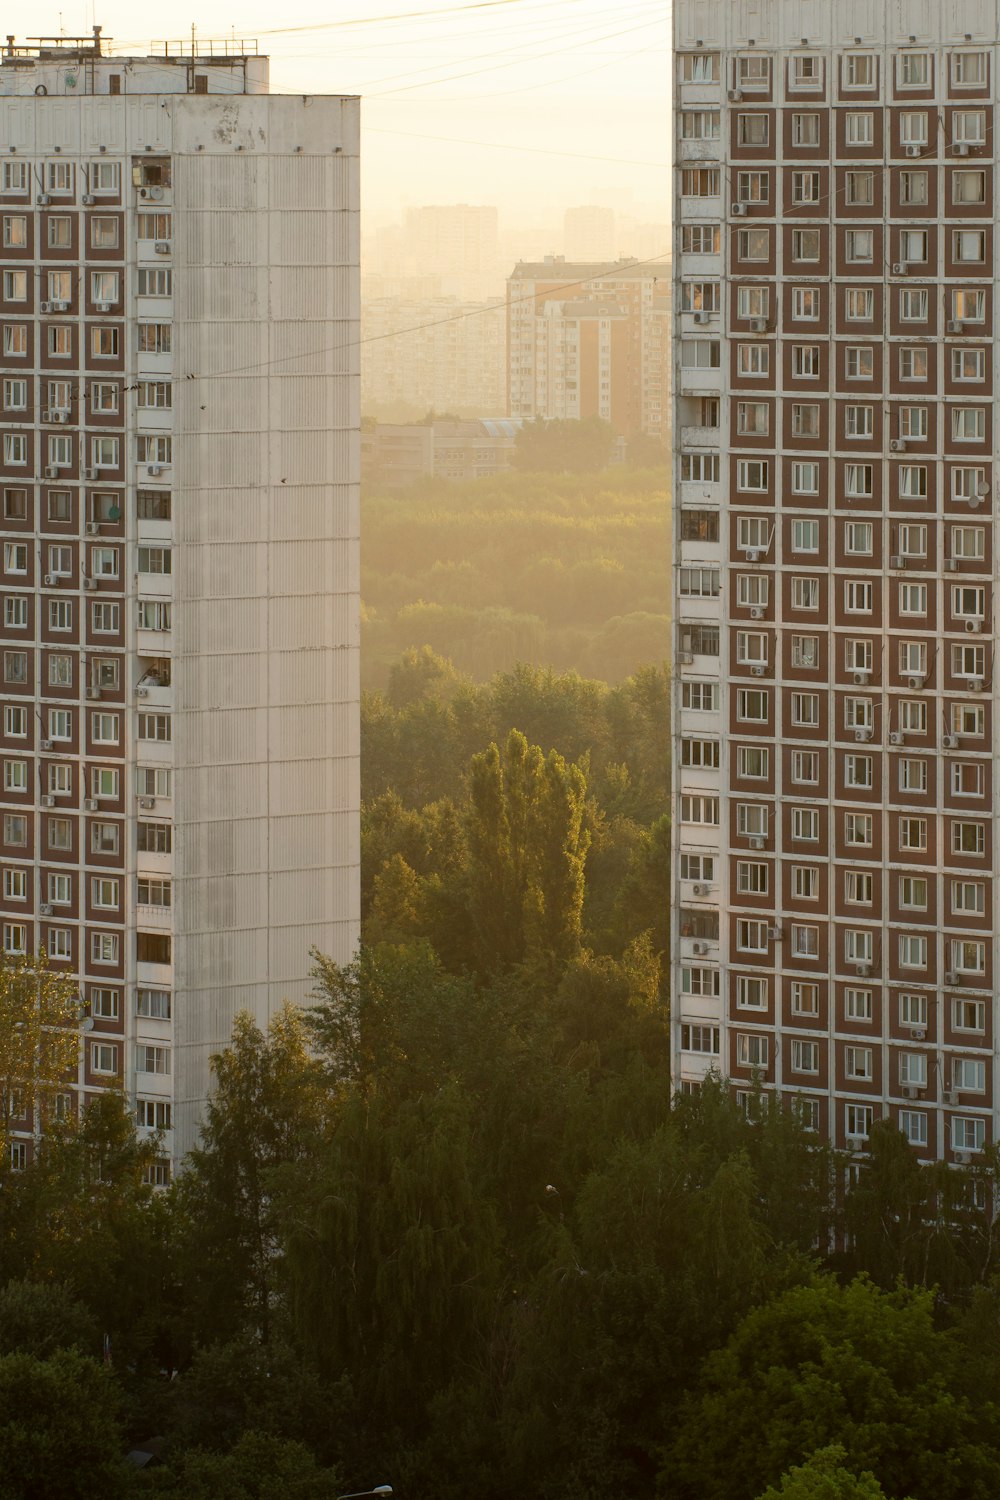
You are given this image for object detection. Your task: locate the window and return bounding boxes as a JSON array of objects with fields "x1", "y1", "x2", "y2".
[
  {"x1": 899, "y1": 407, "x2": 928, "y2": 440},
  {"x1": 736, "y1": 576, "x2": 767, "y2": 608},
  {"x1": 845, "y1": 1046, "x2": 873, "y2": 1081},
  {"x1": 845, "y1": 171, "x2": 873, "y2": 205},
  {"x1": 845, "y1": 580, "x2": 873, "y2": 613},
  {"x1": 791, "y1": 171, "x2": 820, "y2": 204},
  {"x1": 791, "y1": 1040, "x2": 819, "y2": 1074},
  {"x1": 952, "y1": 1117, "x2": 986, "y2": 1153},
  {"x1": 92, "y1": 1043, "x2": 119, "y2": 1075},
  {"x1": 792, "y1": 807, "x2": 819, "y2": 841},
  {"x1": 899, "y1": 758, "x2": 928, "y2": 794},
  {"x1": 791, "y1": 229, "x2": 821, "y2": 262},
  {"x1": 3, "y1": 759, "x2": 26, "y2": 792},
  {"x1": 137, "y1": 212, "x2": 172, "y2": 241},
  {"x1": 678, "y1": 569, "x2": 719, "y2": 599},
  {"x1": 898, "y1": 466, "x2": 928, "y2": 501},
  {"x1": 952, "y1": 468, "x2": 987, "y2": 503},
  {"x1": 736, "y1": 402, "x2": 768, "y2": 437},
  {"x1": 845, "y1": 111, "x2": 873, "y2": 146},
  {"x1": 792, "y1": 113, "x2": 820, "y2": 145},
  {"x1": 91, "y1": 547, "x2": 119, "y2": 579},
  {"x1": 791, "y1": 345, "x2": 820, "y2": 378},
  {"x1": 791, "y1": 289, "x2": 821, "y2": 322},
  {"x1": 792, "y1": 866, "x2": 818, "y2": 900},
  {"x1": 137, "y1": 435, "x2": 172, "y2": 466},
  {"x1": 844, "y1": 53, "x2": 873, "y2": 87},
  {"x1": 845, "y1": 287, "x2": 874, "y2": 321},
  {"x1": 4, "y1": 704, "x2": 26, "y2": 738},
  {"x1": 845, "y1": 230, "x2": 873, "y2": 263},
  {"x1": 900, "y1": 170, "x2": 928, "y2": 205},
  {"x1": 91, "y1": 215, "x2": 120, "y2": 248},
  {"x1": 900, "y1": 1053, "x2": 928, "y2": 1088},
  {"x1": 137, "y1": 323, "x2": 172, "y2": 354},
  {"x1": 681, "y1": 681, "x2": 719, "y2": 711},
  {"x1": 3, "y1": 433, "x2": 26, "y2": 466},
  {"x1": 844, "y1": 405, "x2": 872, "y2": 438},
  {"x1": 952, "y1": 169, "x2": 986, "y2": 205},
  {"x1": 791, "y1": 635, "x2": 819, "y2": 668},
  {"x1": 953, "y1": 998, "x2": 986, "y2": 1032},
  {"x1": 951, "y1": 939, "x2": 986, "y2": 975},
  {"x1": 791, "y1": 577, "x2": 819, "y2": 610},
  {"x1": 3, "y1": 324, "x2": 26, "y2": 357},
  {"x1": 952, "y1": 349, "x2": 986, "y2": 384},
  {"x1": 737, "y1": 227, "x2": 770, "y2": 262},
  {"x1": 845, "y1": 812, "x2": 873, "y2": 847},
  {"x1": 737, "y1": 54, "x2": 770, "y2": 89},
  {"x1": 845, "y1": 522, "x2": 873, "y2": 555},
  {"x1": 92, "y1": 601, "x2": 121, "y2": 634},
  {"x1": 736, "y1": 1033, "x2": 769, "y2": 1067},
  {"x1": 845, "y1": 754, "x2": 873, "y2": 789},
  {"x1": 91, "y1": 711, "x2": 120, "y2": 745},
  {"x1": 680, "y1": 966, "x2": 720, "y2": 998},
  {"x1": 791, "y1": 924, "x2": 819, "y2": 959},
  {"x1": 680, "y1": 795, "x2": 719, "y2": 826},
  {"x1": 137, "y1": 267, "x2": 172, "y2": 298},
  {"x1": 791, "y1": 982, "x2": 819, "y2": 1016},
  {"x1": 736, "y1": 975, "x2": 767, "y2": 1010},
  {"x1": 790, "y1": 692, "x2": 819, "y2": 726},
  {"x1": 952, "y1": 408, "x2": 986, "y2": 443},
  {"x1": 679, "y1": 454, "x2": 720, "y2": 483},
  {"x1": 845, "y1": 347, "x2": 873, "y2": 380},
  {"x1": 91, "y1": 877, "x2": 120, "y2": 910},
  {"x1": 740, "y1": 114, "x2": 773, "y2": 144},
  {"x1": 737, "y1": 344, "x2": 769, "y2": 377},
  {"x1": 736, "y1": 460, "x2": 768, "y2": 493},
  {"x1": 681, "y1": 339, "x2": 721, "y2": 370},
  {"x1": 952, "y1": 525, "x2": 985, "y2": 561},
  {"x1": 736, "y1": 804, "x2": 768, "y2": 838},
  {"x1": 48, "y1": 490, "x2": 71, "y2": 522},
  {"x1": 792, "y1": 519, "x2": 819, "y2": 553},
  {"x1": 736, "y1": 689, "x2": 768, "y2": 723},
  {"x1": 791, "y1": 405, "x2": 820, "y2": 438},
  {"x1": 954, "y1": 229, "x2": 985, "y2": 263},
  {"x1": 681, "y1": 224, "x2": 720, "y2": 255},
  {"x1": 845, "y1": 988, "x2": 872, "y2": 1021},
  {"x1": 899, "y1": 288, "x2": 928, "y2": 323},
  {"x1": 91, "y1": 821, "x2": 119, "y2": 855},
  {"x1": 952, "y1": 880, "x2": 985, "y2": 916},
  {"x1": 736, "y1": 745, "x2": 768, "y2": 779},
  {"x1": 952, "y1": 51, "x2": 987, "y2": 86},
  {"x1": 898, "y1": 347, "x2": 928, "y2": 381},
  {"x1": 680, "y1": 1024, "x2": 720, "y2": 1055},
  {"x1": 790, "y1": 461, "x2": 819, "y2": 494},
  {"x1": 136, "y1": 380, "x2": 172, "y2": 409},
  {"x1": 136, "y1": 766, "x2": 172, "y2": 800},
  {"x1": 681, "y1": 738, "x2": 721, "y2": 768},
  {"x1": 899, "y1": 934, "x2": 928, "y2": 969}
]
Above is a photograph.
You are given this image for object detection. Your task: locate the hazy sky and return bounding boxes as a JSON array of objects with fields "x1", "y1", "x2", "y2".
[{"x1": 9, "y1": 0, "x2": 669, "y2": 226}]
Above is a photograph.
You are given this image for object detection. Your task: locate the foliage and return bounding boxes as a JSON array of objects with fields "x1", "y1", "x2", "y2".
[
  {"x1": 756, "y1": 1447, "x2": 893, "y2": 1500},
  {"x1": 513, "y1": 416, "x2": 615, "y2": 472},
  {"x1": 0, "y1": 949, "x2": 83, "y2": 1151},
  {"x1": 0, "y1": 1279, "x2": 97, "y2": 1360},
  {"x1": 0, "y1": 1348, "x2": 129, "y2": 1500},
  {"x1": 362, "y1": 468, "x2": 668, "y2": 686},
  {"x1": 137, "y1": 1431, "x2": 343, "y2": 1500}
]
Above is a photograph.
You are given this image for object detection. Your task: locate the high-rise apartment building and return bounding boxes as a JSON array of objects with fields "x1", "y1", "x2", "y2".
[
  {"x1": 672, "y1": 2, "x2": 1000, "y2": 1162},
  {"x1": 0, "y1": 32, "x2": 360, "y2": 1165},
  {"x1": 361, "y1": 295, "x2": 506, "y2": 419},
  {"x1": 564, "y1": 205, "x2": 617, "y2": 263},
  {"x1": 508, "y1": 257, "x2": 671, "y2": 439}
]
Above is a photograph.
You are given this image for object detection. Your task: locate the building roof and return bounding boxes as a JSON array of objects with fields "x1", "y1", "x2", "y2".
[{"x1": 509, "y1": 256, "x2": 670, "y2": 280}]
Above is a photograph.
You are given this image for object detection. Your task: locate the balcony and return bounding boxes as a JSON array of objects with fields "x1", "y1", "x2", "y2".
[{"x1": 681, "y1": 424, "x2": 721, "y2": 447}]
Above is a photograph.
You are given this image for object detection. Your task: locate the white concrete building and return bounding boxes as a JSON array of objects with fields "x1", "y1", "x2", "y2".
[
  {"x1": 0, "y1": 31, "x2": 360, "y2": 1165},
  {"x1": 672, "y1": 0, "x2": 1000, "y2": 1163}
]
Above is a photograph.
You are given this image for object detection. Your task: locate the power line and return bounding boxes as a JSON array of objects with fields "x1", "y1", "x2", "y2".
[
  {"x1": 185, "y1": 249, "x2": 671, "y2": 386},
  {"x1": 362, "y1": 124, "x2": 668, "y2": 167}
]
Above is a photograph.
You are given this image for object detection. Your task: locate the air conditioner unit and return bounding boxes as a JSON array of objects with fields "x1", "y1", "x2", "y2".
[
  {"x1": 36, "y1": 193, "x2": 50, "y2": 205},
  {"x1": 148, "y1": 184, "x2": 164, "y2": 201},
  {"x1": 728, "y1": 88, "x2": 744, "y2": 101},
  {"x1": 154, "y1": 241, "x2": 170, "y2": 255},
  {"x1": 51, "y1": 299, "x2": 69, "y2": 312},
  {"x1": 40, "y1": 739, "x2": 51, "y2": 751},
  {"x1": 905, "y1": 144, "x2": 922, "y2": 157},
  {"x1": 39, "y1": 300, "x2": 52, "y2": 314},
  {"x1": 43, "y1": 573, "x2": 56, "y2": 586},
  {"x1": 856, "y1": 963, "x2": 871, "y2": 977},
  {"x1": 892, "y1": 262, "x2": 908, "y2": 275},
  {"x1": 942, "y1": 734, "x2": 958, "y2": 748},
  {"x1": 954, "y1": 1150, "x2": 971, "y2": 1165},
  {"x1": 691, "y1": 941, "x2": 709, "y2": 955},
  {"x1": 889, "y1": 730, "x2": 904, "y2": 745},
  {"x1": 95, "y1": 301, "x2": 111, "y2": 313},
  {"x1": 749, "y1": 835, "x2": 765, "y2": 849},
  {"x1": 977, "y1": 479, "x2": 990, "y2": 496},
  {"x1": 41, "y1": 795, "x2": 55, "y2": 808},
  {"x1": 944, "y1": 971, "x2": 958, "y2": 985},
  {"x1": 965, "y1": 617, "x2": 981, "y2": 632},
  {"x1": 43, "y1": 466, "x2": 58, "y2": 479},
  {"x1": 84, "y1": 798, "x2": 98, "y2": 811},
  {"x1": 946, "y1": 320, "x2": 963, "y2": 334},
  {"x1": 41, "y1": 408, "x2": 53, "y2": 423},
  {"x1": 693, "y1": 310, "x2": 710, "y2": 324},
  {"x1": 83, "y1": 576, "x2": 97, "y2": 591},
  {"x1": 970, "y1": 677, "x2": 985, "y2": 692},
  {"x1": 678, "y1": 650, "x2": 694, "y2": 664},
  {"x1": 692, "y1": 883, "x2": 709, "y2": 896},
  {"x1": 86, "y1": 686, "x2": 101, "y2": 700},
  {"x1": 907, "y1": 675, "x2": 924, "y2": 689},
  {"x1": 890, "y1": 554, "x2": 904, "y2": 568},
  {"x1": 749, "y1": 605, "x2": 764, "y2": 619},
  {"x1": 954, "y1": 142, "x2": 971, "y2": 156},
  {"x1": 944, "y1": 558, "x2": 959, "y2": 571},
  {"x1": 731, "y1": 202, "x2": 747, "y2": 216},
  {"x1": 767, "y1": 927, "x2": 782, "y2": 941},
  {"x1": 83, "y1": 469, "x2": 97, "y2": 480},
  {"x1": 910, "y1": 1028, "x2": 926, "y2": 1041},
  {"x1": 749, "y1": 317, "x2": 766, "y2": 333},
  {"x1": 86, "y1": 522, "x2": 100, "y2": 535},
  {"x1": 751, "y1": 664, "x2": 765, "y2": 677},
  {"x1": 902, "y1": 1084, "x2": 919, "y2": 1099},
  {"x1": 745, "y1": 547, "x2": 761, "y2": 562},
  {"x1": 853, "y1": 671, "x2": 869, "y2": 686},
  {"x1": 135, "y1": 685, "x2": 149, "y2": 698},
  {"x1": 139, "y1": 796, "x2": 155, "y2": 810},
  {"x1": 855, "y1": 727, "x2": 873, "y2": 741},
  {"x1": 147, "y1": 465, "x2": 163, "y2": 477},
  {"x1": 52, "y1": 410, "x2": 68, "y2": 424},
  {"x1": 889, "y1": 440, "x2": 907, "y2": 453},
  {"x1": 39, "y1": 903, "x2": 52, "y2": 915}
]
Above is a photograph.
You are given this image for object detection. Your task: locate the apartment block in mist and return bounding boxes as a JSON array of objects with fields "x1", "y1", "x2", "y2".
[
  {"x1": 564, "y1": 204, "x2": 616, "y2": 263},
  {"x1": 0, "y1": 32, "x2": 360, "y2": 1166},
  {"x1": 507, "y1": 257, "x2": 671, "y2": 439},
  {"x1": 672, "y1": 1, "x2": 999, "y2": 1162},
  {"x1": 361, "y1": 296, "x2": 506, "y2": 419}
]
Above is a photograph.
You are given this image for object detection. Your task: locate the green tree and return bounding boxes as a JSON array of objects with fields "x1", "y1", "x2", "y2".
[
  {"x1": 467, "y1": 729, "x2": 589, "y2": 976},
  {"x1": 0, "y1": 949, "x2": 83, "y2": 1152},
  {"x1": 757, "y1": 1447, "x2": 894, "y2": 1500},
  {"x1": 0, "y1": 1348, "x2": 129, "y2": 1499},
  {"x1": 664, "y1": 1275, "x2": 1000, "y2": 1500},
  {"x1": 0, "y1": 1280, "x2": 97, "y2": 1360},
  {"x1": 176, "y1": 1005, "x2": 327, "y2": 1347},
  {"x1": 139, "y1": 1431, "x2": 344, "y2": 1500}
]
